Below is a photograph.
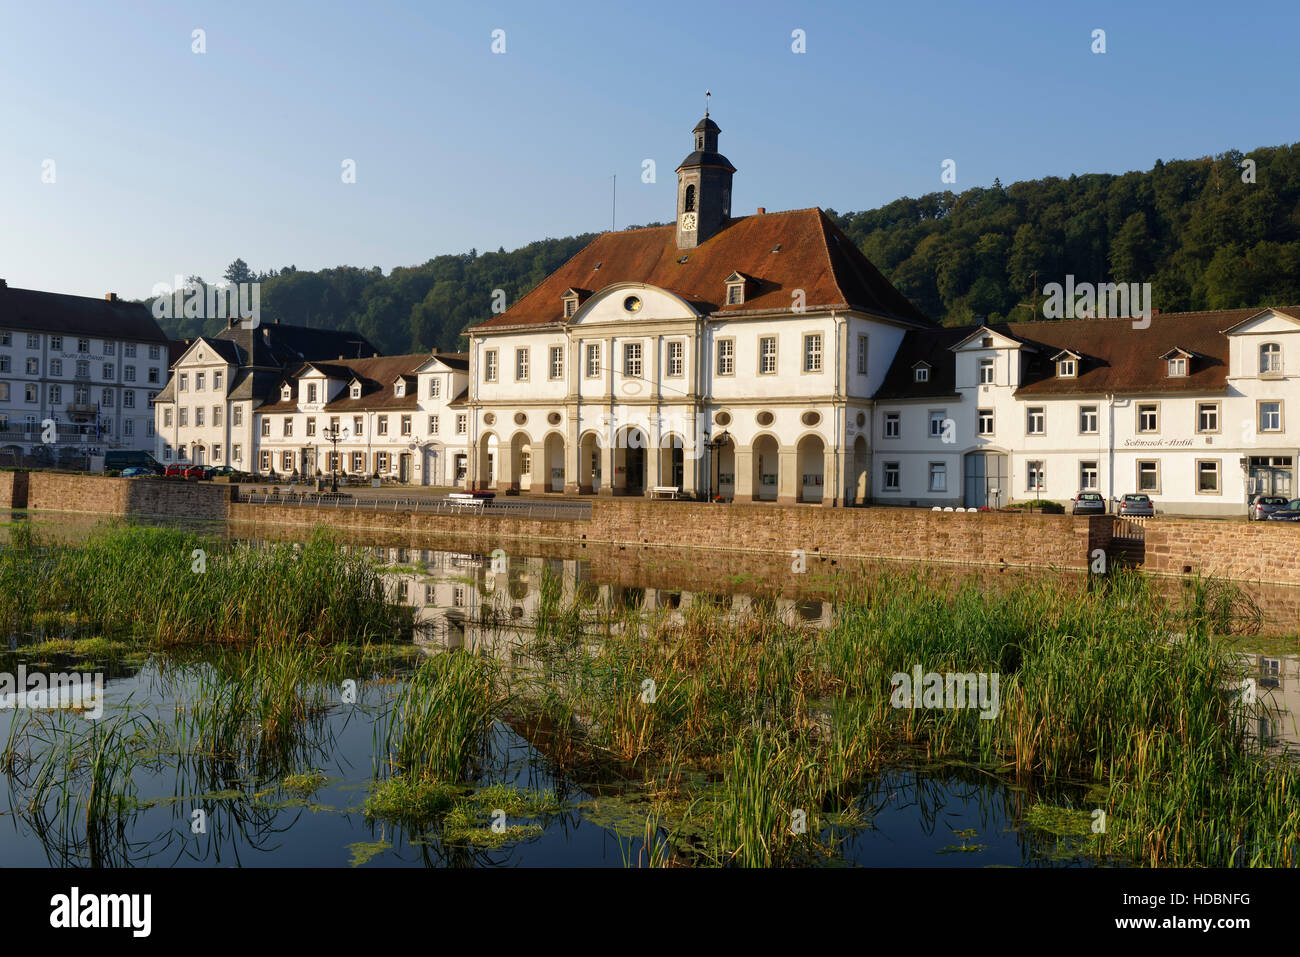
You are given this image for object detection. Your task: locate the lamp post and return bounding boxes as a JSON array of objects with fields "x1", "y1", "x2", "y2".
[
  {"x1": 704, "y1": 431, "x2": 729, "y2": 503},
  {"x1": 322, "y1": 424, "x2": 349, "y2": 492}
]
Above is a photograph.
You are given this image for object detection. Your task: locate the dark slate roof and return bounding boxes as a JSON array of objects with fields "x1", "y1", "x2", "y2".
[
  {"x1": 0, "y1": 286, "x2": 167, "y2": 342},
  {"x1": 257, "y1": 354, "x2": 428, "y2": 413},
  {"x1": 474, "y1": 208, "x2": 931, "y2": 330},
  {"x1": 676, "y1": 150, "x2": 735, "y2": 171},
  {"x1": 875, "y1": 307, "x2": 1300, "y2": 401},
  {"x1": 213, "y1": 321, "x2": 377, "y2": 369},
  {"x1": 873, "y1": 326, "x2": 969, "y2": 400},
  {"x1": 430, "y1": 352, "x2": 469, "y2": 371}
]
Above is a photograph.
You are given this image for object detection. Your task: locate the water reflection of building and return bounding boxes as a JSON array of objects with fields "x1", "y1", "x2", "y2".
[
  {"x1": 1248, "y1": 652, "x2": 1299, "y2": 751},
  {"x1": 365, "y1": 546, "x2": 833, "y2": 657}
]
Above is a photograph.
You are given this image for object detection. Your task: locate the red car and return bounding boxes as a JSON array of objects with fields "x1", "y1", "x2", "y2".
[
  {"x1": 183, "y1": 465, "x2": 214, "y2": 480},
  {"x1": 165, "y1": 464, "x2": 188, "y2": 479}
]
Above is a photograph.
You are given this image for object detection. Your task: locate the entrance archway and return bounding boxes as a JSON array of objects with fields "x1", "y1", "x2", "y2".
[
  {"x1": 615, "y1": 426, "x2": 647, "y2": 495},
  {"x1": 752, "y1": 433, "x2": 779, "y2": 502},
  {"x1": 964, "y1": 451, "x2": 1008, "y2": 508},
  {"x1": 510, "y1": 432, "x2": 532, "y2": 491},
  {"x1": 579, "y1": 431, "x2": 601, "y2": 493},
  {"x1": 658, "y1": 432, "x2": 685, "y2": 491},
  {"x1": 796, "y1": 434, "x2": 825, "y2": 504},
  {"x1": 543, "y1": 432, "x2": 565, "y2": 492},
  {"x1": 477, "y1": 432, "x2": 498, "y2": 489},
  {"x1": 852, "y1": 435, "x2": 869, "y2": 505}
]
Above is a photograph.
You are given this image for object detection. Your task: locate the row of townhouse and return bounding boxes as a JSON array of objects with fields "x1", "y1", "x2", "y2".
[
  {"x1": 0, "y1": 281, "x2": 169, "y2": 462},
  {"x1": 152, "y1": 316, "x2": 471, "y2": 485},
  {"x1": 870, "y1": 307, "x2": 1300, "y2": 515}
]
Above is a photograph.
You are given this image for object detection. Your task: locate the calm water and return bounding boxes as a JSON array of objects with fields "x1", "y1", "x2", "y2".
[{"x1": 0, "y1": 516, "x2": 1295, "y2": 867}]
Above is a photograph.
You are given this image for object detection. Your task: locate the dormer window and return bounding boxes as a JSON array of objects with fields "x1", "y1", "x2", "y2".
[
  {"x1": 564, "y1": 299, "x2": 576, "y2": 318},
  {"x1": 281, "y1": 385, "x2": 291, "y2": 400},
  {"x1": 561, "y1": 288, "x2": 587, "y2": 319},
  {"x1": 1051, "y1": 349, "x2": 1081, "y2": 378},
  {"x1": 914, "y1": 363, "x2": 930, "y2": 383},
  {"x1": 350, "y1": 382, "x2": 361, "y2": 399},
  {"x1": 724, "y1": 271, "x2": 751, "y2": 307},
  {"x1": 395, "y1": 381, "x2": 405, "y2": 397},
  {"x1": 1160, "y1": 347, "x2": 1194, "y2": 378}
]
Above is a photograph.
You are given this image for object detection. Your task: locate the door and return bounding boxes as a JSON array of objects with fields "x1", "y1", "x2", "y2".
[
  {"x1": 964, "y1": 452, "x2": 1007, "y2": 508},
  {"x1": 399, "y1": 453, "x2": 412, "y2": 483}
]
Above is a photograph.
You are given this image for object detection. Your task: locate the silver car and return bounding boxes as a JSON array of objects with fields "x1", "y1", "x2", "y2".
[
  {"x1": 1117, "y1": 493, "x2": 1154, "y2": 517},
  {"x1": 1250, "y1": 495, "x2": 1289, "y2": 521}
]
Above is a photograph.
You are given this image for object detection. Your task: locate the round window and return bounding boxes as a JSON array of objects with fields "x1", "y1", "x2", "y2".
[
  {"x1": 756, "y1": 410, "x2": 775, "y2": 427},
  {"x1": 623, "y1": 295, "x2": 642, "y2": 313},
  {"x1": 856, "y1": 412, "x2": 866, "y2": 428},
  {"x1": 547, "y1": 411, "x2": 561, "y2": 425},
  {"x1": 483, "y1": 412, "x2": 496, "y2": 426},
  {"x1": 714, "y1": 411, "x2": 732, "y2": 427},
  {"x1": 514, "y1": 412, "x2": 527, "y2": 426},
  {"x1": 801, "y1": 411, "x2": 821, "y2": 427}
]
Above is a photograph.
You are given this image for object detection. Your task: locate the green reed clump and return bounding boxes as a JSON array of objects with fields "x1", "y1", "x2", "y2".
[
  {"x1": 0, "y1": 523, "x2": 402, "y2": 645},
  {"x1": 380, "y1": 652, "x2": 502, "y2": 782}
]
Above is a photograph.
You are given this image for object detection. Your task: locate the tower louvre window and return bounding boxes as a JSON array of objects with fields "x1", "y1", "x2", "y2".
[{"x1": 684, "y1": 184, "x2": 696, "y2": 212}]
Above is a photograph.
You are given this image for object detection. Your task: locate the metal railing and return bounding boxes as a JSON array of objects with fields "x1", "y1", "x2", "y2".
[{"x1": 235, "y1": 489, "x2": 592, "y2": 522}]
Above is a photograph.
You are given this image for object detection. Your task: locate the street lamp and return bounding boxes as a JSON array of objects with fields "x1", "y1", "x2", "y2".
[
  {"x1": 322, "y1": 424, "x2": 349, "y2": 492},
  {"x1": 704, "y1": 431, "x2": 729, "y2": 503}
]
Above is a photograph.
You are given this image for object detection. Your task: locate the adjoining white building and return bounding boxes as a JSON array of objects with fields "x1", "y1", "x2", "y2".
[
  {"x1": 252, "y1": 352, "x2": 469, "y2": 485},
  {"x1": 0, "y1": 281, "x2": 169, "y2": 464},
  {"x1": 466, "y1": 113, "x2": 934, "y2": 501},
  {"x1": 872, "y1": 307, "x2": 1300, "y2": 516}
]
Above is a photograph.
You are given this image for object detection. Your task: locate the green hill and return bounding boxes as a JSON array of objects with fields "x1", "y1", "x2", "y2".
[{"x1": 150, "y1": 144, "x2": 1300, "y2": 350}]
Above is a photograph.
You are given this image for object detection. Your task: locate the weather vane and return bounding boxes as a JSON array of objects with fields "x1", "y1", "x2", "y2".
[{"x1": 705, "y1": 90, "x2": 710, "y2": 117}]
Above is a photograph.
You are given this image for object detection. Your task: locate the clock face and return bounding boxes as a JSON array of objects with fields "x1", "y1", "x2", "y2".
[{"x1": 680, "y1": 212, "x2": 697, "y2": 231}]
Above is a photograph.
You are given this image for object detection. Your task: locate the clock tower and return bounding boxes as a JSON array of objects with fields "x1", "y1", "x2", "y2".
[{"x1": 675, "y1": 110, "x2": 736, "y2": 250}]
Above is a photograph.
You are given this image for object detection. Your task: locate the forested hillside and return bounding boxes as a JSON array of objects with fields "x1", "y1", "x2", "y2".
[{"x1": 149, "y1": 144, "x2": 1300, "y2": 351}]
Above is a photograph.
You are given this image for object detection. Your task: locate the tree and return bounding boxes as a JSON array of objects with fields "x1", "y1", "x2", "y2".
[{"x1": 224, "y1": 259, "x2": 254, "y2": 285}]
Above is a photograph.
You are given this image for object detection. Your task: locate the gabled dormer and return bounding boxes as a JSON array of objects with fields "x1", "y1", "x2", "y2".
[
  {"x1": 561, "y1": 288, "x2": 590, "y2": 319},
  {"x1": 1051, "y1": 349, "x2": 1082, "y2": 378},
  {"x1": 912, "y1": 360, "x2": 931, "y2": 383},
  {"x1": 278, "y1": 380, "x2": 294, "y2": 403},
  {"x1": 347, "y1": 377, "x2": 364, "y2": 400},
  {"x1": 1160, "y1": 347, "x2": 1194, "y2": 378},
  {"x1": 392, "y1": 374, "x2": 417, "y2": 398},
  {"x1": 723, "y1": 271, "x2": 756, "y2": 306}
]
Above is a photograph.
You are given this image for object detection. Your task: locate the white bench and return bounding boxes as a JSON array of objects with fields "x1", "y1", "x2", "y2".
[{"x1": 650, "y1": 486, "x2": 681, "y2": 500}]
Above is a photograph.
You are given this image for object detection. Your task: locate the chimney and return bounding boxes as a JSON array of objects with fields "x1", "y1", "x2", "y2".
[
  {"x1": 756, "y1": 207, "x2": 766, "y2": 215},
  {"x1": 105, "y1": 292, "x2": 118, "y2": 301}
]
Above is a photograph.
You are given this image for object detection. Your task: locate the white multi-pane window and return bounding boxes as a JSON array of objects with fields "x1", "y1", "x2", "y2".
[
  {"x1": 429, "y1": 415, "x2": 439, "y2": 434},
  {"x1": 401, "y1": 415, "x2": 412, "y2": 436},
  {"x1": 803, "y1": 334, "x2": 823, "y2": 372},
  {"x1": 484, "y1": 350, "x2": 498, "y2": 382},
  {"x1": 1197, "y1": 402, "x2": 1219, "y2": 433},
  {"x1": 667, "y1": 341, "x2": 684, "y2": 377},
  {"x1": 716, "y1": 340, "x2": 734, "y2": 376},
  {"x1": 549, "y1": 345, "x2": 564, "y2": 380},
  {"x1": 759, "y1": 337, "x2": 777, "y2": 375},
  {"x1": 624, "y1": 342, "x2": 643, "y2": 379},
  {"x1": 1027, "y1": 407, "x2": 1045, "y2": 435},
  {"x1": 377, "y1": 416, "x2": 388, "y2": 436},
  {"x1": 515, "y1": 348, "x2": 529, "y2": 380},
  {"x1": 1080, "y1": 461, "x2": 1098, "y2": 490},
  {"x1": 428, "y1": 378, "x2": 441, "y2": 398},
  {"x1": 884, "y1": 412, "x2": 900, "y2": 438},
  {"x1": 1079, "y1": 405, "x2": 1098, "y2": 434},
  {"x1": 928, "y1": 462, "x2": 946, "y2": 492},
  {"x1": 979, "y1": 357, "x2": 995, "y2": 383},
  {"x1": 1260, "y1": 401, "x2": 1283, "y2": 432},
  {"x1": 883, "y1": 462, "x2": 900, "y2": 491},
  {"x1": 1027, "y1": 460, "x2": 1046, "y2": 492},
  {"x1": 1261, "y1": 343, "x2": 1282, "y2": 374},
  {"x1": 978, "y1": 409, "x2": 994, "y2": 435},
  {"x1": 1138, "y1": 404, "x2": 1159, "y2": 433},
  {"x1": 857, "y1": 335, "x2": 868, "y2": 375},
  {"x1": 585, "y1": 343, "x2": 601, "y2": 378},
  {"x1": 456, "y1": 414, "x2": 467, "y2": 435}
]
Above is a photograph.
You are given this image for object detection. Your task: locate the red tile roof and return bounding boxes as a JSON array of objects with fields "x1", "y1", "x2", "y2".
[{"x1": 473, "y1": 208, "x2": 931, "y2": 330}]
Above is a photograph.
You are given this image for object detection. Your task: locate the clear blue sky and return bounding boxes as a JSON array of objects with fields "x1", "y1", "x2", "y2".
[{"x1": 2, "y1": 0, "x2": 1297, "y2": 299}]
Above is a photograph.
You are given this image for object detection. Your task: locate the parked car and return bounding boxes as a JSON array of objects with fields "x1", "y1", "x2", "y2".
[
  {"x1": 1265, "y1": 498, "x2": 1300, "y2": 521},
  {"x1": 209, "y1": 465, "x2": 247, "y2": 481},
  {"x1": 104, "y1": 450, "x2": 163, "y2": 474},
  {"x1": 164, "y1": 464, "x2": 188, "y2": 479},
  {"x1": 183, "y1": 465, "x2": 214, "y2": 480},
  {"x1": 119, "y1": 465, "x2": 154, "y2": 478},
  {"x1": 1249, "y1": 495, "x2": 1290, "y2": 521},
  {"x1": 1117, "y1": 493, "x2": 1154, "y2": 517},
  {"x1": 1071, "y1": 491, "x2": 1106, "y2": 515}
]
